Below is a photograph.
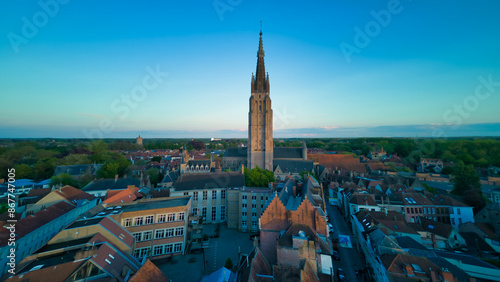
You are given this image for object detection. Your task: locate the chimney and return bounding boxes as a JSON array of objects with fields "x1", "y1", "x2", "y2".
[
  {"x1": 115, "y1": 174, "x2": 119, "y2": 182},
  {"x1": 241, "y1": 164, "x2": 245, "y2": 174},
  {"x1": 253, "y1": 236, "x2": 258, "y2": 248},
  {"x1": 293, "y1": 186, "x2": 297, "y2": 197},
  {"x1": 405, "y1": 264, "x2": 414, "y2": 276},
  {"x1": 429, "y1": 269, "x2": 438, "y2": 282}
]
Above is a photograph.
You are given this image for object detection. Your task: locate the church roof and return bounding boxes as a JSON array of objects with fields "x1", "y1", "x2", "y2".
[
  {"x1": 174, "y1": 172, "x2": 245, "y2": 190},
  {"x1": 225, "y1": 147, "x2": 247, "y2": 158},
  {"x1": 273, "y1": 147, "x2": 303, "y2": 159},
  {"x1": 273, "y1": 159, "x2": 313, "y2": 172}
]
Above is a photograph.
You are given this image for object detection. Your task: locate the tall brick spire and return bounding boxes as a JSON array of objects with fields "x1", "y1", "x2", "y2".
[
  {"x1": 248, "y1": 30, "x2": 273, "y2": 171},
  {"x1": 253, "y1": 30, "x2": 269, "y2": 93}
]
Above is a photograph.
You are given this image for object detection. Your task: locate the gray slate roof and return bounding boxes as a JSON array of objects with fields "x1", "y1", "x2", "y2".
[
  {"x1": 82, "y1": 178, "x2": 140, "y2": 191},
  {"x1": 174, "y1": 172, "x2": 245, "y2": 191},
  {"x1": 273, "y1": 159, "x2": 313, "y2": 172},
  {"x1": 225, "y1": 147, "x2": 247, "y2": 158},
  {"x1": 273, "y1": 147, "x2": 303, "y2": 159},
  {"x1": 53, "y1": 164, "x2": 102, "y2": 176}
]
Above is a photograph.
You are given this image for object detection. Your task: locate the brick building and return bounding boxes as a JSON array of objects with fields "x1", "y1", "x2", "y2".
[
  {"x1": 259, "y1": 176, "x2": 329, "y2": 265},
  {"x1": 227, "y1": 186, "x2": 272, "y2": 232},
  {"x1": 106, "y1": 196, "x2": 191, "y2": 260},
  {"x1": 170, "y1": 171, "x2": 245, "y2": 224}
]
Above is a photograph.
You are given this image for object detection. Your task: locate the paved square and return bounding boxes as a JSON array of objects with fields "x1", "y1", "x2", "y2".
[{"x1": 155, "y1": 223, "x2": 255, "y2": 281}]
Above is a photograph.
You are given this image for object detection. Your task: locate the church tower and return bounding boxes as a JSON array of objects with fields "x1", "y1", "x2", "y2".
[{"x1": 248, "y1": 31, "x2": 273, "y2": 171}]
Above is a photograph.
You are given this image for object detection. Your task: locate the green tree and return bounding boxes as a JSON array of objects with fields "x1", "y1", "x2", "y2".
[
  {"x1": 300, "y1": 171, "x2": 319, "y2": 182},
  {"x1": 451, "y1": 161, "x2": 481, "y2": 196},
  {"x1": 33, "y1": 158, "x2": 57, "y2": 180},
  {"x1": 224, "y1": 257, "x2": 233, "y2": 269},
  {"x1": 13, "y1": 164, "x2": 33, "y2": 179},
  {"x1": 244, "y1": 166, "x2": 275, "y2": 187},
  {"x1": 97, "y1": 162, "x2": 120, "y2": 179},
  {"x1": 151, "y1": 156, "x2": 162, "y2": 163},
  {"x1": 146, "y1": 168, "x2": 162, "y2": 186},
  {"x1": 50, "y1": 173, "x2": 77, "y2": 187}
]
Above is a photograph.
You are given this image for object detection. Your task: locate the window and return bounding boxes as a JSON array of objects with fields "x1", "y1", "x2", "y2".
[
  {"x1": 221, "y1": 190, "x2": 226, "y2": 199},
  {"x1": 252, "y1": 195, "x2": 257, "y2": 200},
  {"x1": 202, "y1": 207, "x2": 207, "y2": 218},
  {"x1": 175, "y1": 227, "x2": 184, "y2": 236},
  {"x1": 419, "y1": 208, "x2": 422, "y2": 214},
  {"x1": 252, "y1": 204, "x2": 257, "y2": 209},
  {"x1": 193, "y1": 192, "x2": 198, "y2": 201},
  {"x1": 133, "y1": 232, "x2": 142, "y2": 242},
  {"x1": 252, "y1": 221, "x2": 257, "y2": 229},
  {"x1": 174, "y1": 243, "x2": 182, "y2": 253},
  {"x1": 178, "y1": 212, "x2": 185, "y2": 221},
  {"x1": 458, "y1": 218, "x2": 462, "y2": 225},
  {"x1": 167, "y1": 213, "x2": 175, "y2": 222},
  {"x1": 252, "y1": 212, "x2": 257, "y2": 218},
  {"x1": 165, "y1": 244, "x2": 173, "y2": 253},
  {"x1": 242, "y1": 211, "x2": 247, "y2": 217},
  {"x1": 192, "y1": 207, "x2": 198, "y2": 216},
  {"x1": 221, "y1": 206, "x2": 226, "y2": 221},
  {"x1": 135, "y1": 217, "x2": 143, "y2": 226},
  {"x1": 242, "y1": 195, "x2": 247, "y2": 200},
  {"x1": 145, "y1": 215, "x2": 154, "y2": 225},
  {"x1": 154, "y1": 245, "x2": 163, "y2": 256},
  {"x1": 155, "y1": 229, "x2": 165, "y2": 239},
  {"x1": 143, "y1": 231, "x2": 152, "y2": 241},
  {"x1": 212, "y1": 207, "x2": 217, "y2": 221},
  {"x1": 123, "y1": 218, "x2": 132, "y2": 227},
  {"x1": 242, "y1": 203, "x2": 247, "y2": 208},
  {"x1": 157, "y1": 214, "x2": 166, "y2": 223},
  {"x1": 457, "y1": 208, "x2": 461, "y2": 215},
  {"x1": 212, "y1": 190, "x2": 217, "y2": 199},
  {"x1": 166, "y1": 228, "x2": 174, "y2": 237},
  {"x1": 203, "y1": 191, "x2": 208, "y2": 200},
  {"x1": 242, "y1": 220, "x2": 247, "y2": 228},
  {"x1": 184, "y1": 192, "x2": 189, "y2": 196},
  {"x1": 134, "y1": 247, "x2": 151, "y2": 258}
]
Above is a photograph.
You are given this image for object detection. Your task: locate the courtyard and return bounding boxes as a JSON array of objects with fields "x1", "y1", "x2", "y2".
[{"x1": 155, "y1": 223, "x2": 255, "y2": 281}]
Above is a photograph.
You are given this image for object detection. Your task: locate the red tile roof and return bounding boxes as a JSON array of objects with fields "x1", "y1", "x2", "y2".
[
  {"x1": 129, "y1": 259, "x2": 170, "y2": 282},
  {"x1": 0, "y1": 201, "x2": 75, "y2": 246},
  {"x1": 103, "y1": 186, "x2": 139, "y2": 204}
]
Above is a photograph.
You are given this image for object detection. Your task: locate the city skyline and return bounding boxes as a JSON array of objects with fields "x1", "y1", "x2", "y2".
[{"x1": 1, "y1": 1, "x2": 500, "y2": 138}]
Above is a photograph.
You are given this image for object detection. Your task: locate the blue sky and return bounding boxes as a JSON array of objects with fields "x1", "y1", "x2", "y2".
[{"x1": 1, "y1": 0, "x2": 499, "y2": 138}]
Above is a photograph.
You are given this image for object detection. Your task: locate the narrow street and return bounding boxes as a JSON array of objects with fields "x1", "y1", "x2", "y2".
[{"x1": 326, "y1": 201, "x2": 368, "y2": 281}]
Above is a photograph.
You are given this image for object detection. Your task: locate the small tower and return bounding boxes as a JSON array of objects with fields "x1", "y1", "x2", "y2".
[{"x1": 136, "y1": 135, "x2": 143, "y2": 146}]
